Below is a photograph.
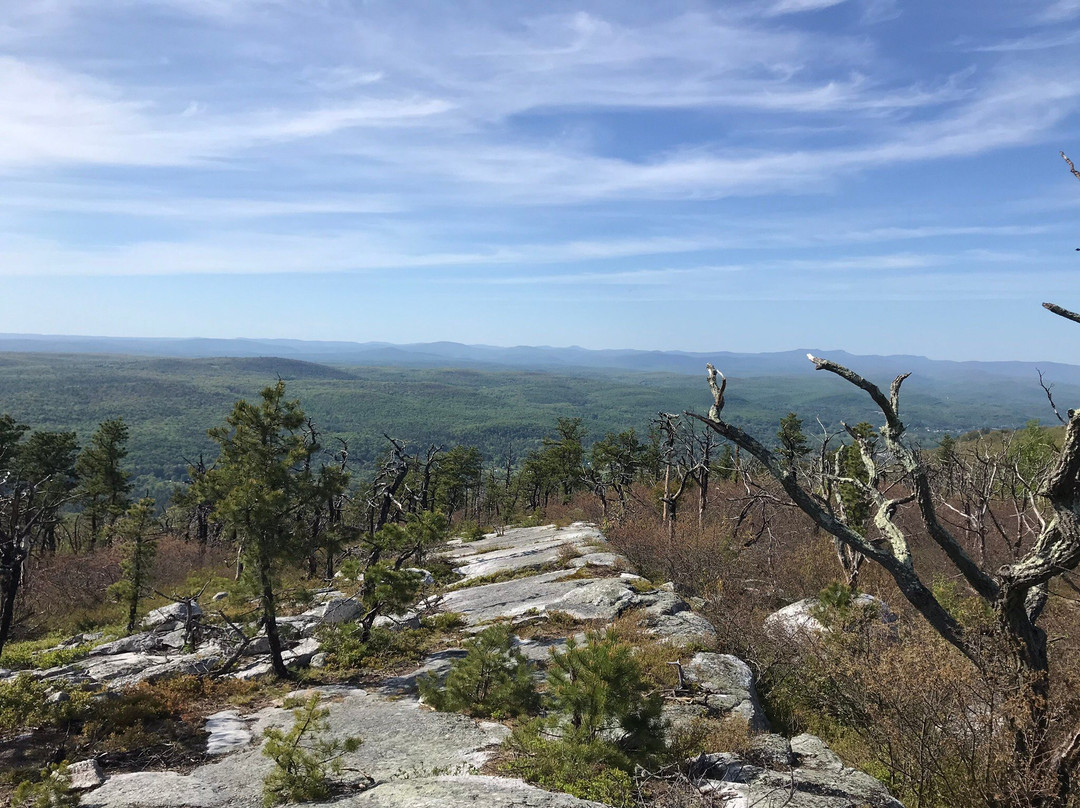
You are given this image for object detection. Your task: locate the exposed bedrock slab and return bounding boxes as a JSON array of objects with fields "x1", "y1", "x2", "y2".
[
  {"x1": 84, "y1": 687, "x2": 510, "y2": 808},
  {"x1": 445, "y1": 523, "x2": 603, "y2": 559},
  {"x1": 448, "y1": 524, "x2": 606, "y2": 581},
  {"x1": 331, "y1": 775, "x2": 609, "y2": 807},
  {"x1": 691, "y1": 739, "x2": 905, "y2": 808},
  {"x1": 684, "y1": 652, "x2": 768, "y2": 731},
  {"x1": 439, "y1": 569, "x2": 588, "y2": 624},
  {"x1": 440, "y1": 571, "x2": 645, "y2": 626}
]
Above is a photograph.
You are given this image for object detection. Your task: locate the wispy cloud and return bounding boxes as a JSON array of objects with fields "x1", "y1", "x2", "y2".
[
  {"x1": 0, "y1": 1, "x2": 1076, "y2": 360},
  {"x1": 0, "y1": 56, "x2": 452, "y2": 170},
  {"x1": 1037, "y1": 0, "x2": 1080, "y2": 22},
  {"x1": 764, "y1": 0, "x2": 851, "y2": 17}
]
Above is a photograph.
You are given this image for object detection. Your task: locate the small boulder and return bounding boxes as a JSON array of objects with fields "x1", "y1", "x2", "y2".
[
  {"x1": 373, "y1": 612, "x2": 422, "y2": 632},
  {"x1": 765, "y1": 595, "x2": 896, "y2": 638},
  {"x1": 67, "y1": 759, "x2": 105, "y2": 790},
  {"x1": 684, "y1": 652, "x2": 768, "y2": 731},
  {"x1": 790, "y1": 732, "x2": 844, "y2": 771},
  {"x1": 553, "y1": 578, "x2": 637, "y2": 621},
  {"x1": 646, "y1": 611, "x2": 717, "y2": 646},
  {"x1": 241, "y1": 636, "x2": 271, "y2": 656},
  {"x1": 212, "y1": 591, "x2": 229, "y2": 602},
  {"x1": 90, "y1": 632, "x2": 162, "y2": 657},
  {"x1": 305, "y1": 597, "x2": 363, "y2": 624},
  {"x1": 142, "y1": 602, "x2": 202, "y2": 629},
  {"x1": 158, "y1": 629, "x2": 188, "y2": 650}
]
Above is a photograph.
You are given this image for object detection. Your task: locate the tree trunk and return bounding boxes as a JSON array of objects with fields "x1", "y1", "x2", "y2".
[
  {"x1": 0, "y1": 543, "x2": 24, "y2": 657},
  {"x1": 259, "y1": 549, "x2": 289, "y2": 678}
]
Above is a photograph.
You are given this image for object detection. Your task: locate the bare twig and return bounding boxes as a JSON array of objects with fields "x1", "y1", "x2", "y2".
[
  {"x1": 1063, "y1": 151, "x2": 1080, "y2": 183},
  {"x1": 1038, "y1": 368, "x2": 1068, "y2": 425}
]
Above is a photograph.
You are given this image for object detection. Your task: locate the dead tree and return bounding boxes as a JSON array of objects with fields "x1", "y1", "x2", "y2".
[
  {"x1": 694, "y1": 428, "x2": 714, "y2": 532},
  {"x1": 687, "y1": 302, "x2": 1080, "y2": 805},
  {"x1": 415, "y1": 444, "x2": 443, "y2": 513},
  {"x1": 179, "y1": 454, "x2": 220, "y2": 550},
  {"x1": 935, "y1": 429, "x2": 1056, "y2": 567},
  {"x1": 0, "y1": 476, "x2": 52, "y2": 655},
  {"x1": 656, "y1": 413, "x2": 703, "y2": 555},
  {"x1": 368, "y1": 436, "x2": 410, "y2": 537}
]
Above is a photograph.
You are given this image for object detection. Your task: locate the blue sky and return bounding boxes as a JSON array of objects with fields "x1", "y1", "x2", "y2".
[{"x1": 2, "y1": 1, "x2": 1080, "y2": 361}]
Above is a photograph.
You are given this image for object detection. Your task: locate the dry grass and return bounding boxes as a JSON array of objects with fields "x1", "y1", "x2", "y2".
[{"x1": 14, "y1": 534, "x2": 235, "y2": 639}]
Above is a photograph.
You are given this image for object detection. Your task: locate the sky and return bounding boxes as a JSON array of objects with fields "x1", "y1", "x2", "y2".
[{"x1": 1, "y1": 1, "x2": 1080, "y2": 362}]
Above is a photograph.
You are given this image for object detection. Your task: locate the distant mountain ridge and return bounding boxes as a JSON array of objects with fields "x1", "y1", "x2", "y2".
[{"x1": 2, "y1": 332, "x2": 1079, "y2": 386}]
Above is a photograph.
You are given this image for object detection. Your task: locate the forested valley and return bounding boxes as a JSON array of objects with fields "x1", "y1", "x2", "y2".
[{"x1": 5, "y1": 313, "x2": 1080, "y2": 808}]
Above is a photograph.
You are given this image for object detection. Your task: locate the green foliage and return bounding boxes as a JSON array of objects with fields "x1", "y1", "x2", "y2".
[
  {"x1": 359, "y1": 562, "x2": 424, "y2": 619},
  {"x1": 502, "y1": 725, "x2": 637, "y2": 807},
  {"x1": 0, "y1": 638, "x2": 94, "y2": 670},
  {"x1": 456, "y1": 521, "x2": 487, "y2": 542},
  {"x1": 0, "y1": 675, "x2": 89, "y2": 730},
  {"x1": 107, "y1": 497, "x2": 159, "y2": 634},
  {"x1": 714, "y1": 443, "x2": 737, "y2": 481},
  {"x1": 11, "y1": 764, "x2": 79, "y2": 808},
  {"x1": 836, "y1": 422, "x2": 875, "y2": 534},
  {"x1": 420, "y1": 612, "x2": 467, "y2": 632},
  {"x1": 319, "y1": 625, "x2": 437, "y2": 672},
  {"x1": 75, "y1": 417, "x2": 132, "y2": 543},
  {"x1": 811, "y1": 582, "x2": 879, "y2": 633},
  {"x1": 545, "y1": 629, "x2": 664, "y2": 756},
  {"x1": 777, "y1": 412, "x2": 809, "y2": 469},
  {"x1": 420, "y1": 624, "x2": 538, "y2": 718},
  {"x1": 0, "y1": 352, "x2": 1063, "y2": 504},
  {"x1": 336, "y1": 512, "x2": 449, "y2": 639},
  {"x1": 433, "y1": 445, "x2": 483, "y2": 518},
  {"x1": 932, "y1": 578, "x2": 995, "y2": 632},
  {"x1": 197, "y1": 381, "x2": 321, "y2": 676},
  {"x1": 261, "y1": 693, "x2": 362, "y2": 807}
]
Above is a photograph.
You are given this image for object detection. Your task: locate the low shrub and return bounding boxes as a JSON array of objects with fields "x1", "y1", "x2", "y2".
[
  {"x1": 498, "y1": 630, "x2": 665, "y2": 806},
  {"x1": 261, "y1": 693, "x2": 362, "y2": 807},
  {"x1": 419, "y1": 625, "x2": 538, "y2": 719},
  {"x1": 0, "y1": 675, "x2": 91, "y2": 731},
  {"x1": 318, "y1": 609, "x2": 466, "y2": 674},
  {"x1": 11, "y1": 764, "x2": 79, "y2": 808},
  {"x1": 501, "y1": 725, "x2": 637, "y2": 807},
  {"x1": 0, "y1": 636, "x2": 95, "y2": 671}
]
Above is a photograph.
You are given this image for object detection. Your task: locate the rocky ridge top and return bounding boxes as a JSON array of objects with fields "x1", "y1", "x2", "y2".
[{"x1": 10, "y1": 522, "x2": 903, "y2": 808}]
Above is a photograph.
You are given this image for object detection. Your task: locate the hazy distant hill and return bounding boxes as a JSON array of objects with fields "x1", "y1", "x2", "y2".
[
  {"x1": 0, "y1": 336, "x2": 1076, "y2": 505},
  {"x1": 2, "y1": 332, "x2": 1078, "y2": 385}
]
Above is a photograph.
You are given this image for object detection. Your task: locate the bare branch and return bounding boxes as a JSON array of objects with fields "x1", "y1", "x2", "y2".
[
  {"x1": 705, "y1": 363, "x2": 726, "y2": 420},
  {"x1": 1038, "y1": 368, "x2": 1068, "y2": 425},
  {"x1": 807, "y1": 354, "x2": 905, "y2": 438},
  {"x1": 1063, "y1": 151, "x2": 1080, "y2": 183},
  {"x1": 1044, "y1": 302, "x2": 1080, "y2": 325}
]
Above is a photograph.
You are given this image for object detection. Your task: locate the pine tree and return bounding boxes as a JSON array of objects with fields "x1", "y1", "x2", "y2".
[
  {"x1": 75, "y1": 418, "x2": 132, "y2": 550},
  {"x1": 420, "y1": 624, "x2": 538, "y2": 718},
  {"x1": 261, "y1": 694, "x2": 362, "y2": 807},
  {"x1": 777, "y1": 412, "x2": 810, "y2": 470},
  {"x1": 196, "y1": 382, "x2": 318, "y2": 678},
  {"x1": 108, "y1": 498, "x2": 159, "y2": 634},
  {"x1": 545, "y1": 629, "x2": 663, "y2": 756}
]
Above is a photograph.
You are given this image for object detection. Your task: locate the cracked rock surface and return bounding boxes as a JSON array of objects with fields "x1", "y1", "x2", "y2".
[{"x1": 20, "y1": 522, "x2": 902, "y2": 808}]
